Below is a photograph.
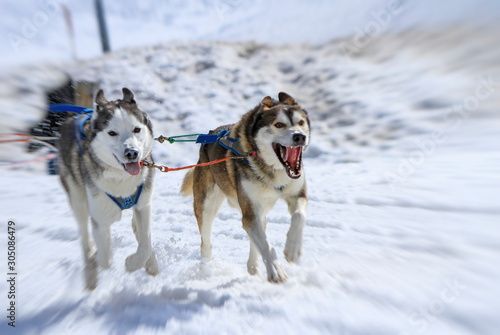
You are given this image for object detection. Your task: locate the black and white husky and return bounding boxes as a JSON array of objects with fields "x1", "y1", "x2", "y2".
[
  {"x1": 58, "y1": 88, "x2": 158, "y2": 290},
  {"x1": 182, "y1": 93, "x2": 310, "y2": 282}
]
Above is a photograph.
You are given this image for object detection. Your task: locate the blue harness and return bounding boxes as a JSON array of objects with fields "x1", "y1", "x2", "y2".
[
  {"x1": 50, "y1": 104, "x2": 93, "y2": 154},
  {"x1": 73, "y1": 113, "x2": 92, "y2": 154},
  {"x1": 50, "y1": 104, "x2": 144, "y2": 211},
  {"x1": 196, "y1": 129, "x2": 249, "y2": 163},
  {"x1": 105, "y1": 183, "x2": 144, "y2": 210}
]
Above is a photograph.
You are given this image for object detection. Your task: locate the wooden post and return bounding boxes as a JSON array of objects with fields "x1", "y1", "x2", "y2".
[
  {"x1": 94, "y1": 0, "x2": 111, "y2": 53},
  {"x1": 61, "y1": 4, "x2": 76, "y2": 60},
  {"x1": 75, "y1": 81, "x2": 100, "y2": 108}
]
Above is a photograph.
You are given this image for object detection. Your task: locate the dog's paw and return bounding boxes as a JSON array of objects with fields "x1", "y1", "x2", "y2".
[
  {"x1": 97, "y1": 252, "x2": 111, "y2": 269},
  {"x1": 267, "y1": 260, "x2": 287, "y2": 283},
  {"x1": 284, "y1": 240, "x2": 302, "y2": 263},
  {"x1": 145, "y1": 253, "x2": 159, "y2": 276},
  {"x1": 125, "y1": 252, "x2": 147, "y2": 273},
  {"x1": 247, "y1": 262, "x2": 260, "y2": 276},
  {"x1": 247, "y1": 251, "x2": 260, "y2": 275}
]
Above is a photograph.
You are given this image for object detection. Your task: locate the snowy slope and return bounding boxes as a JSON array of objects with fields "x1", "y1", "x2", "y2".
[
  {"x1": 2, "y1": 0, "x2": 500, "y2": 67},
  {"x1": 1, "y1": 1, "x2": 500, "y2": 335}
]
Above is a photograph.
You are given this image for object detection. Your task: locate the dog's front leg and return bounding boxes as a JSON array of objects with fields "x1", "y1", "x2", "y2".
[
  {"x1": 240, "y1": 197, "x2": 286, "y2": 283},
  {"x1": 284, "y1": 196, "x2": 307, "y2": 263},
  {"x1": 67, "y1": 185, "x2": 98, "y2": 290},
  {"x1": 91, "y1": 218, "x2": 112, "y2": 269},
  {"x1": 89, "y1": 194, "x2": 121, "y2": 270},
  {"x1": 125, "y1": 203, "x2": 158, "y2": 275},
  {"x1": 247, "y1": 241, "x2": 260, "y2": 275}
]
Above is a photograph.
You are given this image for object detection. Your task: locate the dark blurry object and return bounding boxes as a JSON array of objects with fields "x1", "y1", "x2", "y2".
[
  {"x1": 27, "y1": 80, "x2": 99, "y2": 175},
  {"x1": 94, "y1": 0, "x2": 111, "y2": 53},
  {"x1": 47, "y1": 150, "x2": 58, "y2": 175},
  {"x1": 28, "y1": 77, "x2": 75, "y2": 153}
]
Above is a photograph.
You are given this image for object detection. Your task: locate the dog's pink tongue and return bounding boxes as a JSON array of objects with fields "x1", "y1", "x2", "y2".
[
  {"x1": 286, "y1": 146, "x2": 302, "y2": 170},
  {"x1": 124, "y1": 162, "x2": 141, "y2": 175}
]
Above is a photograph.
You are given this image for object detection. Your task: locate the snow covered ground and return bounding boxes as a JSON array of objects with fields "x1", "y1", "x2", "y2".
[
  {"x1": 2, "y1": 0, "x2": 500, "y2": 67},
  {"x1": 1, "y1": 1, "x2": 500, "y2": 334}
]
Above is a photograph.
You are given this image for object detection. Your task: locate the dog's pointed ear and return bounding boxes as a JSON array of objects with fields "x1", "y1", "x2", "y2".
[
  {"x1": 122, "y1": 87, "x2": 136, "y2": 104},
  {"x1": 95, "y1": 89, "x2": 108, "y2": 106},
  {"x1": 278, "y1": 92, "x2": 297, "y2": 106},
  {"x1": 261, "y1": 96, "x2": 277, "y2": 110},
  {"x1": 143, "y1": 113, "x2": 153, "y2": 132}
]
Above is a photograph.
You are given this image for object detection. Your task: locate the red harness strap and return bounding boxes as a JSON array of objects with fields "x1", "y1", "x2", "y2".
[{"x1": 140, "y1": 152, "x2": 257, "y2": 173}]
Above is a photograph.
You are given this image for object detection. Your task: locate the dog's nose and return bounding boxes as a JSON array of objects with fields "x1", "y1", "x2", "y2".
[
  {"x1": 125, "y1": 148, "x2": 139, "y2": 161},
  {"x1": 293, "y1": 133, "x2": 306, "y2": 145}
]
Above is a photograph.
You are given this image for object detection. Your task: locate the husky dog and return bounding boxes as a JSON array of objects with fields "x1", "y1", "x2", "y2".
[
  {"x1": 58, "y1": 88, "x2": 159, "y2": 290},
  {"x1": 181, "y1": 92, "x2": 310, "y2": 282}
]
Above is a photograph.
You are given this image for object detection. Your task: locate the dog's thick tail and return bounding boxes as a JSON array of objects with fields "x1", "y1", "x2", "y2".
[{"x1": 180, "y1": 169, "x2": 194, "y2": 196}]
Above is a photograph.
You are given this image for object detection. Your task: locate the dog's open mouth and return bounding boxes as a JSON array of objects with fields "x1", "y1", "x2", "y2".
[
  {"x1": 273, "y1": 143, "x2": 303, "y2": 179},
  {"x1": 122, "y1": 162, "x2": 141, "y2": 175}
]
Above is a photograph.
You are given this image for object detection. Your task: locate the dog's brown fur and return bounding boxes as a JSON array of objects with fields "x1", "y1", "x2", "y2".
[{"x1": 182, "y1": 93, "x2": 310, "y2": 283}]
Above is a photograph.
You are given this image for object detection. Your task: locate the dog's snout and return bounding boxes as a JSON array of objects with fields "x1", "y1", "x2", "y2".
[
  {"x1": 293, "y1": 133, "x2": 307, "y2": 145},
  {"x1": 125, "y1": 148, "x2": 139, "y2": 161}
]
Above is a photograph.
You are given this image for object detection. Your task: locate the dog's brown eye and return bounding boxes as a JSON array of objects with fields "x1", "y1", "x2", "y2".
[
  {"x1": 108, "y1": 131, "x2": 118, "y2": 136},
  {"x1": 298, "y1": 120, "x2": 305, "y2": 126},
  {"x1": 133, "y1": 127, "x2": 141, "y2": 133},
  {"x1": 275, "y1": 122, "x2": 286, "y2": 128}
]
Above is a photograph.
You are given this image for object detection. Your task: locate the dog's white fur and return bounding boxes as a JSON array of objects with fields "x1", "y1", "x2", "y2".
[{"x1": 59, "y1": 88, "x2": 158, "y2": 289}]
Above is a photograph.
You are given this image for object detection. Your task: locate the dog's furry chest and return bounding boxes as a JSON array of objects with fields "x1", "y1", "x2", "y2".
[
  {"x1": 245, "y1": 158, "x2": 304, "y2": 192},
  {"x1": 93, "y1": 169, "x2": 146, "y2": 197},
  {"x1": 241, "y1": 164, "x2": 305, "y2": 199},
  {"x1": 79, "y1": 151, "x2": 150, "y2": 198}
]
